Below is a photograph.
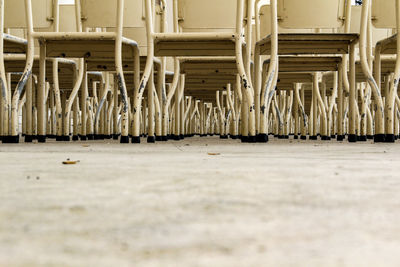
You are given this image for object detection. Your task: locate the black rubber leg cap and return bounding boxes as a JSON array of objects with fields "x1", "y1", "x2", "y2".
[
  {"x1": 294, "y1": 135, "x2": 298, "y2": 140},
  {"x1": 220, "y1": 135, "x2": 228, "y2": 139},
  {"x1": 3, "y1": 135, "x2": 19, "y2": 143},
  {"x1": 348, "y1": 134, "x2": 357, "y2": 143},
  {"x1": 80, "y1": 136, "x2": 88, "y2": 141},
  {"x1": 284, "y1": 135, "x2": 289, "y2": 139},
  {"x1": 374, "y1": 134, "x2": 385, "y2": 143},
  {"x1": 120, "y1": 136, "x2": 130, "y2": 143},
  {"x1": 278, "y1": 135, "x2": 284, "y2": 139},
  {"x1": 300, "y1": 136, "x2": 307, "y2": 140},
  {"x1": 248, "y1": 136, "x2": 257, "y2": 143},
  {"x1": 147, "y1": 136, "x2": 155, "y2": 143},
  {"x1": 309, "y1": 136, "x2": 318, "y2": 140},
  {"x1": 257, "y1": 134, "x2": 269, "y2": 143},
  {"x1": 112, "y1": 134, "x2": 119, "y2": 140},
  {"x1": 321, "y1": 136, "x2": 328, "y2": 141},
  {"x1": 241, "y1": 136, "x2": 249, "y2": 143},
  {"x1": 130, "y1": 136, "x2": 140, "y2": 144},
  {"x1": 72, "y1": 135, "x2": 79, "y2": 141},
  {"x1": 172, "y1": 135, "x2": 180, "y2": 141},
  {"x1": 161, "y1": 136, "x2": 168, "y2": 141},
  {"x1": 155, "y1": 136, "x2": 163, "y2": 141},
  {"x1": 358, "y1": 135, "x2": 367, "y2": 142},
  {"x1": 179, "y1": 134, "x2": 184, "y2": 140},
  {"x1": 385, "y1": 134, "x2": 395, "y2": 143},
  {"x1": 37, "y1": 135, "x2": 46, "y2": 143},
  {"x1": 231, "y1": 135, "x2": 238, "y2": 140},
  {"x1": 62, "y1": 135, "x2": 70, "y2": 142},
  {"x1": 330, "y1": 135, "x2": 336, "y2": 139},
  {"x1": 25, "y1": 135, "x2": 33, "y2": 143},
  {"x1": 56, "y1": 136, "x2": 64, "y2": 141},
  {"x1": 337, "y1": 135, "x2": 344, "y2": 141}
]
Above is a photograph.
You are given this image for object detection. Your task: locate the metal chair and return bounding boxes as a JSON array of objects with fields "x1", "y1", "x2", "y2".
[
  {"x1": 368, "y1": 0, "x2": 400, "y2": 142},
  {"x1": 255, "y1": 0, "x2": 358, "y2": 142},
  {"x1": 147, "y1": 0, "x2": 257, "y2": 142},
  {"x1": 1, "y1": 0, "x2": 55, "y2": 143},
  {"x1": 32, "y1": 0, "x2": 153, "y2": 143}
]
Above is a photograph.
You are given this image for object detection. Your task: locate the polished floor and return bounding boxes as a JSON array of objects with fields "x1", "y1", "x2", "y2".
[{"x1": 1, "y1": 137, "x2": 400, "y2": 266}]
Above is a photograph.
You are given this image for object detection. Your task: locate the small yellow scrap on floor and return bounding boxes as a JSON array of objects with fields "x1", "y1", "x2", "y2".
[{"x1": 62, "y1": 159, "x2": 80, "y2": 165}]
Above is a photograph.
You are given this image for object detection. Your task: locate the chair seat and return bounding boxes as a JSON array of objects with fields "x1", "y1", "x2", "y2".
[
  {"x1": 276, "y1": 73, "x2": 313, "y2": 87},
  {"x1": 4, "y1": 55, "x2": 75, "y2": 89},
  {"x1": 35, "y1": 32, "x2": 138, "y2": 60},
  {"x1": 154, "y1": 33, "x2": 242, "y2": 57},
  {"x1": 264, "y1": 56, "x2": 342, "y2": 72},
  {"x1": 86, "y1": 56, "x2": 152, "y2": 72},
  {"x1": 3, "y1": 34, "x2": 27, "y2": 53},
  {"x1": 376, "y1": 34, "x2": 397, "y2": 55},
  {"x1": 184, "y1": 73, "x2": 236, "y2": 102},
  {"x1": 180, "y1": 57, "x2": 238, "y2": 75},
  {"x1": 258, "y1": 33, "x2": 359, "y2": 55}
]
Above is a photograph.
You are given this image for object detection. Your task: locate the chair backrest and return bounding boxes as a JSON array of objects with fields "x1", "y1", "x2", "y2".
[
  {"x1": 154, "y1": 0, "x2": 173, "y2": 33},
  {"x1": 259, "y1": 4, "x2": 313, "y2": 37},
  {"x1": 105, "y1": 1, "x2": 164, "y2": 55},
  {"x1": 5, "y1": 0, "x2": 53, "y2": 29},
  {"x1": 277, "y1": 0, "x2": 345, "y2": 29},
  {"x1": 59, "y1": 4, "x2": 77, "y2": 32},
  {"x1": 372, "y1": 0, "x2": 396, "y2": 29},
  {"x1": 80, "y1": 0, "x2": 146, "y2": 28},
  {"x1": 178, "y1": 0, "x2": 247, "y2": 33},
  {"x1": 348, "y1": 5, "x2": 391, "y2": 46}
]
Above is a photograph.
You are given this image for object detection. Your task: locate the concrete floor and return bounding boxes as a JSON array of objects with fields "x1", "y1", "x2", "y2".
[{"x1": 1, "y1": 136, "x2": 400, "y2": 267}]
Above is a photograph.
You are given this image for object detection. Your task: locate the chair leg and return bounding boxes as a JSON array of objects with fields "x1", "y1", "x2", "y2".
[
  {"x1": 63, "y1": 59, "x2": 85, "y2": 142},
  {"x1": 37, "y1": 43, "x2": 46, "y2": 143}
]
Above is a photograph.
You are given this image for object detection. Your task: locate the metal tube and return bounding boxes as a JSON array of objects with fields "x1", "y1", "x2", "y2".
[
  {"x1": 384, "y1": 0, "x2": 400, "y2": 142},
  {"x1": 236, "y1": 0, "x2": 255, "y2": 141},
  {"x1": 63, "y1": 60, "x2": 85, "y2": 139},
  {"x1": 360, "y1": 0, "x2": 385, "y2": 141},
  {"x1": 9, "y1": 0, "x2": 35, "y2": 142},
  {"x1": 348, "y1": 43, "x2": 357, "y2": 141},
  {"x1": 259, "y1": 0, "x2": 278, "y2": 141},
  {"x1": 132, "y1": 0, "x2": 155, "y2": 143},
  {"x1": 294, "y1": 83, "x2": 307, "y2": 139},
  {"x1": 147, "y1": 69, "x2": 155, "y2": 142},
  {"x1": 0, "y1": 0, "x2": 9, "y2": 139}
]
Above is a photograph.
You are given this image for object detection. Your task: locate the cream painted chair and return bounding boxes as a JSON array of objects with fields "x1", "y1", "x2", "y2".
[
  {"x1": 1, "y1": 0, "x2": 56, "y2": 143},
  {"x1": 368, "y1": 0, "x2": 400, "y2": 142},
  {"x1": 148, "y1": 0, "x2": 257, "y2": 142},
  {"x1": 254, "y1": 0, "x2": 358, "y2": 142},
  {"x1": 179, "y1": 57, "x2": 241, "y2": 138},
  {"x1": 31, "y1": 0, "x2": 155, "y2": 143},
  {"x1": 343, "y1": 4, "x2": 392, "y2": 141},
  {"x1": 101, "y1": 1, "x2": 168, "y2": 143}
]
